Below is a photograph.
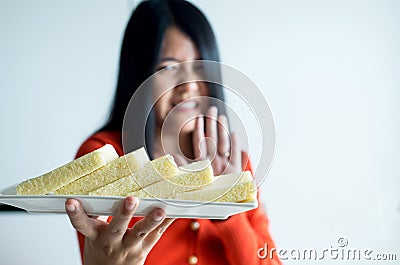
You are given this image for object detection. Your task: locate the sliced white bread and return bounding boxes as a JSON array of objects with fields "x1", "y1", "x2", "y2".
[
  {"x1": 89, "y1": 154, "x2": 178, "y2": 196},
  {"x1": 16, "y1": 144, "x2": 118, "y2": 195},
  {"x1": 131, "y1": 160, "x2": 214, "y2": 199},
  {"x1": 54, "y1": 147, "x2": 149, "y2": 195},
  {"x1": 175, "y1": 171, "x2": 256, "y2": 202}
]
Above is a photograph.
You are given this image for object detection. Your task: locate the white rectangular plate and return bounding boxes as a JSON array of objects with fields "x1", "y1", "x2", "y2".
[{"x1": 0, "y1": 184, "x2": 257, "y2": 219}]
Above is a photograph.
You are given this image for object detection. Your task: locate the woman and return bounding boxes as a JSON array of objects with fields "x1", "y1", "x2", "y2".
[{"x1": 65, "y1": 0, "x2": 281, "y2": 264}]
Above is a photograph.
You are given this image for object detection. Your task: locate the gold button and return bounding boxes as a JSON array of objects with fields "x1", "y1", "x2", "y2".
[
  {"x1": 187, "y1": 255, "x2": 198, "y2": 265},
  {"x1": 190, "y1": 220, "x2": 200, "y2": 231}
]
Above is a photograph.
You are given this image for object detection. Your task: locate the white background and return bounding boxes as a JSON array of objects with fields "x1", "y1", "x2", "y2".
[{"x1": 0, "y1": 0, "x2": 399, "y2": 264}]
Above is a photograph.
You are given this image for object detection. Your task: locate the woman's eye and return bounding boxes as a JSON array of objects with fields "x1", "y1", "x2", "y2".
[
  {"x1": 158, "y1": 64, "x2": 178, "y2": 72},
  {"x1": 194, "y1": 64, "x2": 205, "y2": 72},
  {"x1": 164, "y1": 64, "x2": 178, "y2": 71}
]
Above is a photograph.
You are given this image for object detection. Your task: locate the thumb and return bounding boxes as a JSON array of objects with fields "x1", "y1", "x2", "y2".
[{"x1": 173, "y1": 153, "x2": 187, "y2": 166}]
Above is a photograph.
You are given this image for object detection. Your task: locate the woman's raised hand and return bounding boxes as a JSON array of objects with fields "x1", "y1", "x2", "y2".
[
  {"x1": 192, "y1": 106, "x2": 242, "y2": 175},
  {"x1": 65, "y1": 196, "x2": 174, "y2": 265}
]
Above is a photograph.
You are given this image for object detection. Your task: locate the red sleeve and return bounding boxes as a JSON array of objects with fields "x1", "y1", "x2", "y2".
[
  {"x1": 212, "y1": 152, "x2": 281, "y2": 265},
  {"x1": 242, "y1": 151, "x2": 253, "y2": 175},
  {"x1": 75, "y1": 131, "x2": 124, "y2": 158}
]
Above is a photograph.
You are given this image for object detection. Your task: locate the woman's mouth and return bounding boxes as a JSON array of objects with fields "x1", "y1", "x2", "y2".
[{"x1": 172, "y1": 100, "x2": 199, "y2": 112}]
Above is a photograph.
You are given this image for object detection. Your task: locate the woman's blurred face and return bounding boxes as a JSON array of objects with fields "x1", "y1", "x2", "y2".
[{"x1": 153, "y1": 26, "x2": 209, "y2": 133}]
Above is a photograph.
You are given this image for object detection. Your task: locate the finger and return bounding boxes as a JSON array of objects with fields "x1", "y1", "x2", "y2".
[
  {"x1": 65, "y1": 199, "x2": 98, "y2": 239},
  {"x1": 142, "y1": 218, "x2": 175, "y2": 251},
  {"x1": 230, "y1": 132, "x2": 241, "y2": 166},
  {"x1": 217, "y1": 115, "x2": 230, "y2": 157},
  {"x1": 105, "y1": 196, "x2": 139, "y2": 244},
  {"x1": 124, "y1": 208, "x2": 166, "y2": 245},
  {"x1": 193, "y1": 115, "x2": 206, "y2": 160},
  {"x1": 174, "y1": 153, "x2": 187, "y2": 167},
  {"x1": 205, "y1": 106, "x2": 218, "y2": 158}
]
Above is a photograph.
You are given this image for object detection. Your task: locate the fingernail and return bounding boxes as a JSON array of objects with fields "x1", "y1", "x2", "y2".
[
  {"x1": 66, "y1": 203, "x2": 76, "y2": 212},
  {"x1": 220, "y1": 115, "x2": 227, "y2": 123},
  {"x1": 125, "y1": 197, "x2": 137, "y2": 211},
  {"x1": 209, "y1": 106, "x2": 217, "y2": 115},
  {"x1": 153, "y1": 210, "x2": 164, "y2": 222}
]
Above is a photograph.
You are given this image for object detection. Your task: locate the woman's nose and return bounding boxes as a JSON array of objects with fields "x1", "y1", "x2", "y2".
[
  {"x1": 171, "y1": 63, "x2": 204, "y2": 95},
  {"x1": 175, "y1": 81, "x2": 199, "y2": 94}
]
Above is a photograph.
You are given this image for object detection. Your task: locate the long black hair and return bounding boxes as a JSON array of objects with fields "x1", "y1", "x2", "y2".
[{"x1": 99, "y1": 0, "x2": 226, "y2": 157}]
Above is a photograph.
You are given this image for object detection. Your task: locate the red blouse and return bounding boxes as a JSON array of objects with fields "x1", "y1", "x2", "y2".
[{"x1": 75, "y1": 131, "x2": 281, "y2": 265}]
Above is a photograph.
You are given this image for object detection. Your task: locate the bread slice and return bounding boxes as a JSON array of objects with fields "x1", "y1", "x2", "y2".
[
  {"x1": 175, "y1": 171, "x2": 256, "y2": 202},
  {"x1": 16, "y1": 144, "x2": 119, "y2": 195},
  {"x1": 131, "y1": 160, "x2": 214, "y2": 199},
  {"x1": 89, "y1": 154, "x2": 178, "y2": 196},
  {"x1": 54, "y1": 147, "x2": 149, "y2": 195}
]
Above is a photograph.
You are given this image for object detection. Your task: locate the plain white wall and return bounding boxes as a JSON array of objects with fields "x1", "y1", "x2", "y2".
[
  {"x1": 0, "y1": 0, "x2": 399, "y2": 264},
  {"x1": 194, "y1": 1, "x2": 400, "y2": 264},
  {"x1": 192, "y1": 1, "x2": 400, "y2": 264}
]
